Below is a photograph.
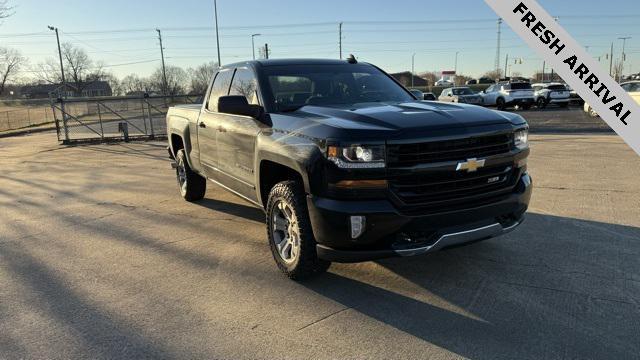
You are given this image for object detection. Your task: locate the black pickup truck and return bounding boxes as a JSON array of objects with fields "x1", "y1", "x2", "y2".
[{"x1": 166, "y1": 58, "x2": 532, "y2": 280}]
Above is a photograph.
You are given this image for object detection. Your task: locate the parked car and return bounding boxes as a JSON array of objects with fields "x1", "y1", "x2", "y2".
[
  {"x1": 423, "y1": 92, "x2": 436, "y2": 101},
  {"x1": 466, "y1": 79, "x2": 478, "y2": 85},
  {"x1": 435, "y1": 79, "x2": 454, "y2": 86},
  {"x1": 166, "y1": 58, "x2": 531, "y2": 280},
  {"x1": 532, "y1": 83, "x2": 570, "y2": 108},
  {"x1": 584, "y1": 80, "x2": 640, "y2": 117},
  {"x1": 481, "y1": 81, "x2": 535, "y2": 110},
  {"x1": 438, "y1": 87, "x2": 484, "y2": 105},
  {"x1": 409, "y1": 89, "x2": 425, "y2": 100},
  {"x1": 565, "y1": 84, "x2": 585, "y2": 105},
  {"x1": 478, "y1": 77, "x2": 496, "y2": 84}
]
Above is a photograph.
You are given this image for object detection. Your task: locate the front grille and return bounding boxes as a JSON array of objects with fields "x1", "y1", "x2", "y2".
[
  {"x1": 389, "y1": 165, "x2": 517, "y2": 205},
  {"x1": 386, "y1": 133, "x2": 513, "y2": 167},
  {"x1": 386, "y1": 133, "x2": 518, "y2": 213}
]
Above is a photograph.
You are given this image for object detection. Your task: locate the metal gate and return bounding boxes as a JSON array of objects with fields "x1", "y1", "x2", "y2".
[{"x1": 51, "y1": 95, "x2": 202, "y2": 144}]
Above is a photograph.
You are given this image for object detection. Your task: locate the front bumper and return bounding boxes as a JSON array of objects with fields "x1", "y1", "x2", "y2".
[{"x1": 307, "y1": 172, "x2": 532, "y2": 263}]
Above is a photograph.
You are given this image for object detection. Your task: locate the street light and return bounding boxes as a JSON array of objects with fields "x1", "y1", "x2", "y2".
[
  {"x1": 411, "y1": 53, "x2": 416, "y2": 88},
  {"x1": 251, "y1": 34, "x2": 262, "y2": 60}
]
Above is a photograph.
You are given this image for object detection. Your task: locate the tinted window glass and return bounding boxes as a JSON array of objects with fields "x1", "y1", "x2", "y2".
[
  {"x1": 486, "y1": 85, "x2": 495, "y2": 92},
  {"x1": 548, "y1": 84, "x2": 566, "y2": 91},
  {"x1": 510, "y1": 82, "x2": 533, "y2": 90},
  {"x1": 207, "y1": 69, "x2": 234, "y2": 112},
  {"x1": 229, "y1": 68, "x2": 259, "y2": 104},
  {"x1": 263, "y1": 64, "x2": 413, "y2": 111},
  {"x1": 452, "y1": 88, "x2": 473, "y2": 95}
]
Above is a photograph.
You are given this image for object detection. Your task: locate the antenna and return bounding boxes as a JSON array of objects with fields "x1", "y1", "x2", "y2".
[{"x1": 347, "y1": 54, "x2": 357, "y2": 64}]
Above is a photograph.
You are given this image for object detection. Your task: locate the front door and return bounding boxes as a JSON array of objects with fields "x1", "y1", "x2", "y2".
[{"x1": 215, "y1": 67, "x2": 265, "y2": 202}]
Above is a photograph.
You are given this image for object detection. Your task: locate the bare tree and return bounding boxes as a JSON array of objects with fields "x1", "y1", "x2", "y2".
[
  {"x1": 150, "y1": 65, "x2": 188, "y2": 96},
  {"x1": 0, "y1": 47, "x2": 26, "y2": 95},
  {"x1": 0, "y1": 0, "x2": 13, "y2": 21},
  {"x1": 454, "y1": 74, "x2": 473, "y2": 86},
  {"x1": 482, "y1": 69, "x2": 503, "y2": 81},
  {"x1": 100, "y1": 72, "x2": 122, "y2": 96},
  {"x1": 36, "y1": 43, "x2": 103, "y2": 95},
  {"x1": 418, "y1": 71, "x2": 438, "y2": 86},
  {"x1": 121, "y1": 74, "x2": 152, "y2": 95},
  {"x1": 188, "y1": 61, "x2": 218, "y2": 95}
]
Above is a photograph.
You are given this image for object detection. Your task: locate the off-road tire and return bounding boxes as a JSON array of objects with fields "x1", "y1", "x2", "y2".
[
  {"x1": 266, "y1": 181, "x2": 330, "y2": 280},
  {"x1": 176, "y1": 149, "x2": 206, "y2": 202}
]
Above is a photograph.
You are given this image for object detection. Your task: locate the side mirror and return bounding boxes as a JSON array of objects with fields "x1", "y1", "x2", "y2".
[
  {"x1": 409, "y1": 89, "x2": 425, "y2": 100},
  {"x1": 218, "y1": 95, "x2": 263, "y2": 119}
]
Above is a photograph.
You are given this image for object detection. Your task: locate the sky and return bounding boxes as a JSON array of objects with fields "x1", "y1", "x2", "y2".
[{"x1": 1, "y1": 0, "x2": 639, "y2": 81}]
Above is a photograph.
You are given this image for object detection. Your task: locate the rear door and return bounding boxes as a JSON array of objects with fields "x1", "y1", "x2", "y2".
[
  {"x1": 483, "y1": 85, "x2": 497, "y2": 104},
  {"x1": 197, "y1": 68, "x2": 234, "y2": 179},
  {"x1": 215, "y1": 67, "x2": 265, "y2": 201}
]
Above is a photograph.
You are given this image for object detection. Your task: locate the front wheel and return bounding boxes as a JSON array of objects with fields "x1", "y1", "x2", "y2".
[
  {"x1": 496, "y1": 97, "x2": 506, "y2": 110},
  {"x1": 175, "y1": 149, "x2": 206, "y2": 202},
  {"x1": 266, "y1": 181, "x2": 330, "y2": 280},
  {"x1": 537, "y1": 98, "x2": 547, "y2": 109}
]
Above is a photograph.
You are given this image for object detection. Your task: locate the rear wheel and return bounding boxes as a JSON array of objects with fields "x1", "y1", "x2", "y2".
[
  {"x1": 496, "y1": 97, "x2": 506, "y2": 110},
  {"x1": 175, "y1": 149, "x2": 206, "y2": 202},
  {"x1": 537, "y1": 97, "x2": 547, "y2": 109},
  {"x1": 266, "y1": 181, "x2": 330, "y2": 280}
]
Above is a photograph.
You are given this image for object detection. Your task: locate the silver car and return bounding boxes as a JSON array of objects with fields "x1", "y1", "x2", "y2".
[{"x1": 438, "y1": 87, "x2": 484, "y2": 105}]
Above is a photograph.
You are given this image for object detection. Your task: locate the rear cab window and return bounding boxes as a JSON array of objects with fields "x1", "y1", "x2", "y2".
[{"x1": 206, "y1": 69, "x2": 234, "y2": 112}]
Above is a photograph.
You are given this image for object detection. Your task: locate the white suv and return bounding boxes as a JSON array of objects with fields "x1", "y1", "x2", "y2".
[
  {"x1": 481, "y1": 82, "x2": 535, "y2": 110},
  {"x1": 532, "y1": 83, "x2": 570, "y2": 108}
]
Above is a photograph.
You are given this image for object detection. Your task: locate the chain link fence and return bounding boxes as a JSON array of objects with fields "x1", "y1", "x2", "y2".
[
  {"x1": 51, "y1": 95, "x2": 202, "y2": 144},
  {"x1": 0, "y1": 99, "x2": 56, "y2": 131}
]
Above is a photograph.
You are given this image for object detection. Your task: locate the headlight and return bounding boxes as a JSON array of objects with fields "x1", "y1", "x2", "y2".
[
  {"x1": 327, "y1": 144, "x2": 385, "y2": 168},
  {"x1": 514, "y1": 129, "x2": 528, "y2": 149}
]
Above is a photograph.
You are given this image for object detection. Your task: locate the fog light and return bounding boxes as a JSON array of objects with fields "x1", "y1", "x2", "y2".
[{"x1": 350, "y1": 216, "x2": 366, "y2": 239}]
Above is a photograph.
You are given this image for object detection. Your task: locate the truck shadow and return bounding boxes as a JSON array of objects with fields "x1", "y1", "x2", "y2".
[{"x1": 304, "y1": 213, "x2": 640, "y2": 359}]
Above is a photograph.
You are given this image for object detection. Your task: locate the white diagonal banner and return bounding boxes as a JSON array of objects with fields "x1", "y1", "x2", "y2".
[{"x1": 485, "y1": 0, "x2": 640, "y2": 156}]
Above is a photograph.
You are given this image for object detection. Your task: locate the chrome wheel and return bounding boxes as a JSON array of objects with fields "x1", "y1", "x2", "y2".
[
  {"x1": 176, "y1": 157, "x2": 187, "y2": 194},
  {"x1": 271, "y1": 200, "x2": 300, "y2": 264}
]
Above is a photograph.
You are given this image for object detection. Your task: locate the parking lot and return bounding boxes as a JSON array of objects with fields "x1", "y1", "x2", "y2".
[{"x1": 1, "y1": 107, "x2": 639, "y2": 359}]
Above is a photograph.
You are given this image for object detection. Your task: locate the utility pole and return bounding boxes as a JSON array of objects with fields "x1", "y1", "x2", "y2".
[
  {"x1": 264, "y1": 43, "x2": 269, "y2": 59},
  {"x1": 504, "y1": 54, "x2": 509, "y2": 79},
  {"x1": 411, "y1": 53, "x2": 416, "y2": 88},
  {"x1": 541, "y1": 61, "x2": 545, "y2": 82},
  {"x1": 48, "y1": 25, "x2": 68, "y2": 142},
  {"x1": 338, "y1": 22, "x2": 343, "y2": 60},
  {"x1": 454, "y1": 51, "x2": 459, "y2": 74},
  {"x1": 251, "y1": 33, "x2": 261, "y2": 60},
  {"x1": 609, "y1": 42, "x2": 614, "y2": 77},
  {"x1": 495, "y1": 18, "x2": 502, "y2": 78},
  {"x1": 156, "y1": 29, "x2": 168, "y2": 97},
  {"x1": 618, "y1": 36, "x2": 631, "y2": 81},
  {"x1": 214, "y1": 0, "x2": 221, "y2": 66}
]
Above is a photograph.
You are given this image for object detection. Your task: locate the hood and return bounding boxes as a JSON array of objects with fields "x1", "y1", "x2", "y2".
[{"x1": 283, "y1": 101, "x2": 517, "y2": 133}]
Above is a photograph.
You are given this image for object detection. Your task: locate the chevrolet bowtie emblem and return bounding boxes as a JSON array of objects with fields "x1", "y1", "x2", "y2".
[{"x1": 456, "y1": 158, "x2": 486, "y2": 172}]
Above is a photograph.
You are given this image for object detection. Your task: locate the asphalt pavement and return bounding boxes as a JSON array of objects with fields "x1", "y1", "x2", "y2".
[{"x1": 0, "y1": 130, "x2": 638, "y2": 359}]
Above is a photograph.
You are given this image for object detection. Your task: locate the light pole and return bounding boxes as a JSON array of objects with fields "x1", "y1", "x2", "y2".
[
  {"x1": 411, "y1": 53, "x2": 416, "y2": 88},
  {"x1": 618, "y1": 36, "x2": 631, "y2": 81},
  {"x1": 213, "y1": 0, "x2": 221, "y2": 66},
  {"x1": 48, "y1": 25, "x2": 69, "y2": 142},
  {"x1": 251, "y1": 34, "x2": 261, "y2": 60}
]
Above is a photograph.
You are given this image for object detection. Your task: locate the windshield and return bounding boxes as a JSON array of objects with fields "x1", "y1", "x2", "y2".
[
  {"x1": 452, "y1": 88, "x2": 474, "y2": 95},
  {"x1": 263, "y1": 64, "x2": 413, "y2": 111},
  {"x1": 548, "y1": 84, "x2": 566, "y2": 91}
]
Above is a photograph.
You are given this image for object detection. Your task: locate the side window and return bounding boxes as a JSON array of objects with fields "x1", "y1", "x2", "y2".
[
  {"x1": 486, "y1": 85, "x2": 494, "y2": 93},
  {"x1": 229, "y1": 68, "x2": 259, "y2": 105},
  {"x1": 206, "y1": 69, "x2": 234, "y2": 112}
]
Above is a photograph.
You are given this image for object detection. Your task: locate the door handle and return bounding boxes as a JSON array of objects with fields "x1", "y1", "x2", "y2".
[
  {"x1": 217, "y1": 126, "x2": 227, "y2": 132},
  {"x1": 198, "y1": 122, "x2": 207, "y2": 128}
]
